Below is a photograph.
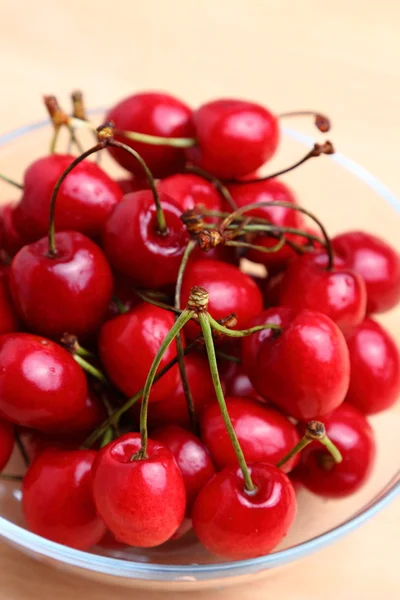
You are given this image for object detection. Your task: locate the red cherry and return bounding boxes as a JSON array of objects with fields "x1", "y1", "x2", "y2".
[
  {"x1": 106, "y1": 92, "x2": 194, "y2": 178},
  {"x1": 0, "y1": 333, "x2": 87, "y2": 431},
  {"x1": 0, "y1": 203, "x2": 26, "y2": 256},
  {"x1": 242, "y1": 308, "x2": 350, "y2": 420},
  {"x1": 143, "y1": 352, "x2": 216, "y2": 429},
  {"x1": 106, "y1": 273, "x2": 140, "y2": 320},
  {"x1": 345, "y1": 317, "x2": 400, "y2": 414},
  {"x1": 151, "y1": 424, "x2": 215, "y2": 513},
  {"x1": 180, "y1": 259, "x2": 263, "y2": 340},
  {"x1": 332, "y1": 231, "x2": 400, "y2": 314},
  {"x1": 296, "y1": 403, "x2": 376, "y2": 497},
  {"x1": 0, "y1": 266, "x2": 20, "y2": 334},
  {"x1": 218, "y1": 346, "x2": 265, "y2": 401},
  {"x1": 279, "y1": 251, "x2": 367, "y2": 333},
  {"x1": 99, "y1": 303, "x2": 180, "y2": 402},
  {"x1": 185, "y1": 99, "x2": 279, "y2": 179},
  {"x1": 200, "y1": 397, "x2": 300, "y2": 473},
  {"x1": 227, "y1": 179, "x2": 303, "y2": 272},
  {"x1": 0, "y1": 419, "x2": 14, "y2": 472},
  {"x1": 23, "y1": 448, "x2": 106, "y2": 549},
  {"x1": 103, "y1": 190, "x2": 189, "y2": 289},
  {"x1": 13, "y1": 155, "x2": 122, "y2": 242},
  {"x1": 263, "y1": 271, "x2": 285, "y2": 306},
  {"x1": 18, "y1": 427, "x2": 85, "y2": 462},
  {"x1": 59, "y1": 389, "x2": 107, "y2": 435},
  {"x1": 158, "y1": 173, "x2": 222, "y2": 216},
  {"x1": 9, "y1": 231, "x2": 113, "y2": 339},
  {"x1": 192, "y1": 463, "x2": 296, "y2": 559},
  {"x1": 92, "y1": 433, "x2": 186, "y2": 546},
  {"x1": 117, "y1": 176, "x2": 149, "y2": 195}
]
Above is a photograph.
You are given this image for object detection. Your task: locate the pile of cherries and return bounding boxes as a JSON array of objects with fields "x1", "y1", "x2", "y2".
[{"x1": 0, "y1": 90, "x2": 398, "y2": 562}]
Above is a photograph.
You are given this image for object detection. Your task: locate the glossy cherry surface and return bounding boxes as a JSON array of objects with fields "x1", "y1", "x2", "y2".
[
  {"x1": 143, "y1": 352, "x2": 216, "y2": 429},
  {"x1": 106, "y1": 92, "x2": 194, "y2": 178},
  {"x1": 103, "y1": 190, "x2": 189, "y2": 289},
  {"x1": 0, "y1": 266, "x2": 20, "y2": 334},
  {"x1": 180, "y1": 259, "x2": 263, "y2": 339},
  {"x1": 0, "y1": 203, "x2": 26, "y2": 257},
  {"x1": 192, "y1": 463, "x2": 296, "y2": 559},
  {"x1": 200, "y1": 397, "x2": 300, "y2": 473},
  {"x1": 242, "y1": 307, "x2": 350, "y2": 420},
  {"x1": 227, "y1": 178, "x2": 303, "y2": 272},
  {"x1": 296, "y1": 403, "x2": 376, "y2": 497},
  {"x1": 151, "y1": 424, "x2": 215, "y2": 512},
  {"x1": 13, "y1": 154, "x2": 122, "y2": 242},
  {"x1": 0, "y1": 333, "x2": 87, "y2": 431},
  {"x1": 0, "y1": 419, "x2": 14, "y2": 472},
  {"x1": 23, "y1": 448, "x2": 106, "y2": 549},
  {"x1": 9, "y1": 231, "x2": 113, "y2": 339},
  {"x1": 345, "y1": 317, "x2": 400, "y2": 414},
  {"x1": 99, "y1": 303, "x2": 180, "y2": 402},
  {"x1": 279, "y1": 251, "x2": 367, "y2": 333},
  {"x1": 92, "y1": 433, "x2": 186, "y2": 547},
  {"x1": 332, "y1": 231, "x2": 400, "y2": 314},
  {"x1": 185, "y1": 99, "x2": 279, "y2": 179},
  {"x1": 158, "y1": 173, "x2": 222, "y2": 217},
  {"x1": 117, "y1": 176, "x2": 149, "y2": 195}
]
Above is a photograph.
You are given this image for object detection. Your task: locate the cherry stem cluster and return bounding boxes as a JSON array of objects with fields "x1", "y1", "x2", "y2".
[{"x1": 277, "y1": 420, "x2": 343, "y2": 468}]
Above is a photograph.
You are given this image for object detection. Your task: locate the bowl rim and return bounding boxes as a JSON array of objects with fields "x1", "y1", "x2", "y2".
[{"x1": 0, "y1": 114, "x2": 399, "y2": 581}]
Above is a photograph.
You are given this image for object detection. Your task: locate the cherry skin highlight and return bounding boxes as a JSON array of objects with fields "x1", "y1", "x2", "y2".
[
  {"x1": 91, "y1": 433, "x2": 186, "y2": 547},
  {"x1": 332, "y1": 231, "x2": 400, "y2": 314},
  {"x1": 279, "y1": 251, "x2": 367, "y2": 333},
  {"x1": 200, "y1": 397, "x2": 300, "y2": 473},
  {"x1": 23, "y1": 449, "x2": 106, "y2": 549},
  {"x1": 106, "y1": 92, "x2": 194, "y2": 178},
  {"x1": 242, "y1": 307, "x2": 350, "y2": 420},
  {"x1": 99, "y1": 303, "x2": 180, "y2": 402},
  {"x1": 103, "y1": 190, "x2": 189, "y2": 289},
  {"x1": 296, "y1": 403, "x2": 376, "y2": 497},
  {"x1": 345, "y1": 317, "x2": 400, "y2": 414},
  {"x1": 192, "y1": 463, "x2": 296, "y2": 559},
  {"x1": 0, "y1": 419, "x2": 14, "y2": 472},
  {"x1": 180, "y1": 259, "x2": 263, "y2": 340},
  {"x1": 13, "y1": 154, "x2": 122, "y2": 242},
  {"x1": 9, "y1": 231, "x2": 113, "y2": 340},
  {"x1": 186, "y1": 99, "x2": 279, "y2": 179},
  {"x1": 151, "y1": 424, "x2": 216, "y2": 512},
  {"x1": 0, "y1": 333, "x2": 88, "y2": 431}
]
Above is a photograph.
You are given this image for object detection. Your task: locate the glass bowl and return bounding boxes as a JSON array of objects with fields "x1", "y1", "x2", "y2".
[{"x1": 0, "y1": 113, "x2": 399, "y2": 592}]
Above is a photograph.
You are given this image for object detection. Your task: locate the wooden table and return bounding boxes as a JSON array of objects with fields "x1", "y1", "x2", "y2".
[{"x1": 0, "y1": 1, "x2": 399, "y2": 598}]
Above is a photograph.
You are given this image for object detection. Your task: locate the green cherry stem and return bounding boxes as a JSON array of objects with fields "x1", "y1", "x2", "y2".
[
  {"x1": 134, "y1": 308, "x2": 195, "y2": 459},
  {"x1": 73, "y1": 354, "x2": 110, "y2": 387},
  {"x1": 225, "y1": 237, "x2": 286, "y2": 254},
  {"x1": 208, "y1": 314, "x2": 281, "y2": 338},
  {"x1": 174, "y1": 240, "x2": 198, "y2": 434},
  {"x1": 215, "y1": 350, "x2": 241, "y2": 364},
  {"x1": 184, "y1": 165, "x2": 237, "y2": 211},
  {"x1": 134, "y1": 289, "x2": 181, "y2": 314},
  {"x1": 99, "y1": 427, "x2": 114, "y2": 449},
  {"x1": 277, "y1": 110, "x2": 331, "y2": 133},
  {"x1": 0, "y1": 173, "x2": 23, "y2": 190},
  {"x1": 115, "y1": 128, "x2": 196, "y2": 148},
  {"x1": 198, "y1": 311, "x2": 256, "y2": 493},
  {"x1": 276, "y1": 420, "x2": 343, "y2": 469}
]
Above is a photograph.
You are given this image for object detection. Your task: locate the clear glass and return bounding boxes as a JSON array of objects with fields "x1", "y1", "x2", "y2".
[{"x1": 0, "y1": 114, "x2": 399, "y2": 592}]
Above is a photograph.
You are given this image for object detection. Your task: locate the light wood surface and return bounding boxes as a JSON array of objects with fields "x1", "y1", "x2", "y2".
[{"x1": 0, "y1": 1, "x2": 399, "y2": 598}]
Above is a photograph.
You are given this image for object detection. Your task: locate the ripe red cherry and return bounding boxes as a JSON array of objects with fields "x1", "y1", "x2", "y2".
[
  {"x1": 0, "y1": 419, "x2": 14, "y2": 472},
  {"x1": 106, "y1": 273, "x2": 140, "y2": 320},
  {"x1": 142, "y1": 352, "x2": 216, "y2": 429},
  {"x1": 227, "y1": 178, "x2": 303, "y2": 273},
  {"x1": 332, "y1": 231, "x2": 400, "y2": 314},
  {"x1": 117, "y1": 176, "x2": 149, "y2": 195},
  {"x1": 180, "y1": 259, "x2": 263, "y2": 340},
  {"x1": 106, "y1": 92, "x2": 194, "y2": 178},
  {"x1": 192, "y1": 463, "x2": 296, "y2": 559},
  {"x1": 13, "y1": 155, "x2": 122, "y2": 242},
  {"x1": 242, "y1": 308, "x2": 350, "y2": 420},
  {"x1": 151, "y1": 424, "x2": 215, "y2": 512},
  {"x1": 103, "y1": 190, "x2": 189, "y2": 289},
  {"x1": 9, "y1": 231, "x2": 113, "y2": 339},
  {"x1": 0, "y1": 203, "x2": 26, "y2": 257},
  {"x1": 185, "y1": 99, "x2": 279, "y2": 179},
  {"x1": 296, "y1": 403, "x2": 376, "y2": 497},
  {"x1": 99, "y1": 303, "x2": 180, "y2": 402},
  {"x1": 219, "y1": 356, "x2": 264, "y2": 402},
  {"x1": 345, "y1": 317, "x2": 400, "y2": 414},
  {"x1": 0, "y1": 266, "x2": 20, "y2": 334},
  {"x1": 200, "y1": 397, "x2": 300, "y2": 473},
  {"x1": 23, "y1": 449, "x2": 106, "y2": 549},
  {"x1": 0, "y1": 333, "x2": 87, "y2": 431},
  {"x1": 279, "y1": 251, "x2": 367, "y2": 333},
  {"x1": 92, "y1": 433, "x2": 186, "y2": 546},
  {"x1": 158, "y1": 173, "x2": 222, "y2": 216}
]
